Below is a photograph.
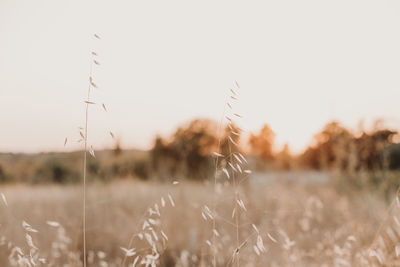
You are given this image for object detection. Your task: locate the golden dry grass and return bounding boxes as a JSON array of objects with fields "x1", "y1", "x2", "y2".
[{"x1": 0, "y1": 178, "x2": 391, "y2": 266}]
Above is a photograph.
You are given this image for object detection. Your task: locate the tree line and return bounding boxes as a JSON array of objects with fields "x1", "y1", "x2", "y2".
[
  {"x1": 0, "y1": 118, "x2": 399, "y2": 183},
  {"x1": 150, "y1": 119, "x2": 400, "y2": 180}
]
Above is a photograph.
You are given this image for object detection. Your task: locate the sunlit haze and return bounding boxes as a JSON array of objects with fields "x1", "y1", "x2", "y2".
[{"x1": 1, "y1": 0, "x2": 400, "y2": 154}]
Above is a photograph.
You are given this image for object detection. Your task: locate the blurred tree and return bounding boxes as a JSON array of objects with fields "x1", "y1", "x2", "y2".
[
  {"x1": 385, "y1": 144, "x2": 400, "y2": 169},
  {"x1": 133, "y1": 159, "x2": 150, "y2": 180},
  {"x1": 315, "y1": 121, "x2": 353, "y2": 170},
  {"x1": 301, "y1": 121, "x2": 354, "y2": 170},
  {"x1": 276, "y1": 143, "x2": 292, "y2": 170},
  {"x1": 150, "y1": 119, "x2": 218, "y2": 180},
  {"x1": 248, "y1": 124, "x2": 275, "y2": 169},
  {"x1": 355, "y1": 129, "x2": 397, "y2": 170},
  {"x1": 300, "y1": 120, "x2": 398, "y2": 171},
  {"x1": 113, "y1": 138, "x2": 122, "y2": 157},
  {"x1": 34, "y1": 159, "x2": 79, "y2": 184},
  {"x1": 0, "y1": 164, "x2": 10, "y2": 183}
]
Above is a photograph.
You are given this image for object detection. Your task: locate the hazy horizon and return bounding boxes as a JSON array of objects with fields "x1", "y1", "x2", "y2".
[{"x1": 2, "y1": 0, "x2": 400, "y2": 154}]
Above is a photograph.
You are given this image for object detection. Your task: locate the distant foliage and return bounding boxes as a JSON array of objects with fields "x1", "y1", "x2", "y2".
[
  {"x1": 385, "y1": 144, "x2": 400, "y2": 169},
  {"x1": 0, "y1": 150, "x2": 149, "y2": 184},
  {"x1": 0, "y1": 164, "x2": 10, "y2": 183},
  {"x1": 151, "y1": 119, "x2": 219, "y2": 181},
  {"x1": 248, "y1": 124, "x2": 275, "y2": 169},
  {"x1": 300, "y1": 121, "x2": 398, "y2": 171},
  {"x1": 1, "y1": 119, "x2": 399, "y2": 185},
  {"x1": 33, "y1": 158, "x2": 80, "y2": 184},
  {"x1": 276, "y1": 143, "x2": 292, "y2": 170}
]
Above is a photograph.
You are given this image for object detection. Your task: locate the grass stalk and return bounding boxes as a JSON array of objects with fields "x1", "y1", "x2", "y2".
[
  {"x1": 82, "y1": 55, "x2": 94, "y2": 267},
  {"x1": 212, "y1": 93, "x2": 230, "y2": 267},
  {"x1": 229, "y1": 143, "x2": 240, "y2": 267}
]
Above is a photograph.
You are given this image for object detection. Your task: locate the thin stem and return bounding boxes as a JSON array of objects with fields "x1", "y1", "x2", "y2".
[
  {"x1": 212, "y1": 157, "x2": 219, "y2": 267},
  {"x1": 229, "y1": 142, "x2": 240, "y2": 267},
  {"x1": 82, "y1": 63, "x2": 93, "y2": 267},
  {"x1": 226, "y1": 232, "x2": 256, "y2": 267},
  {"x1": 212, "y1": 97, "x2": 228, "y2": 267}
]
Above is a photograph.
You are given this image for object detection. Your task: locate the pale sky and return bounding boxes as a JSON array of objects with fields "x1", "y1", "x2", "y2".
[{"x1": 1, "y1": 0, "x2": 400, "y2": 154}]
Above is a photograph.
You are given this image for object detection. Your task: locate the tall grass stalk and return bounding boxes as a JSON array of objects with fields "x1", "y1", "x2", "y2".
[
  {"x1": 211, "y1": 95, "x2": 228, "y2": 267},
  {"x1": 228, "y1": 83, "x2": 242, "y2": 266},
  {"x1": 230, "y1": 144, "x2": 240, "y2": 267},
  {"x1": 82, "y1": 57, "x2": 93, "y2": 267},
  {"x1": 82, "y1": 33, "x2": 101, "y2": 266},
  {"x1": 211, "y1": 82, "x2": 245, "y2": 266},
  {"x1": 227, "y1": 121, "x2": 241, "y2": 267}
]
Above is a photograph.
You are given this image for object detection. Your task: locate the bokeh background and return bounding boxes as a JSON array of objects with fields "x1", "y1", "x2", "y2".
[{"x1": 2, "y1": 0, "x2": 400, "y2": 266}]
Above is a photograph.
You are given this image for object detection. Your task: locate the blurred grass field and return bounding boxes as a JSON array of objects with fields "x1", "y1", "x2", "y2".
[{"x1": 0, "y1": 176, "x2": 391, "y2": 266}]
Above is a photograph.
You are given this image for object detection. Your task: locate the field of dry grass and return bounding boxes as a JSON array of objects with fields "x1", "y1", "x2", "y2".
[{"x1": 0, "y1": 177, "x2": 393, "y2": 266}]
